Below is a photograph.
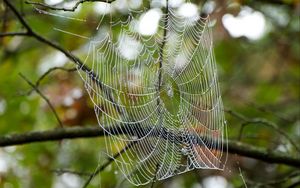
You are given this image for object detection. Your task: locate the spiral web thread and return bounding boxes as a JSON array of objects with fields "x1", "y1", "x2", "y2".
[{"x1": 32, "y1": 0, "x2": 228, "y2": 185}]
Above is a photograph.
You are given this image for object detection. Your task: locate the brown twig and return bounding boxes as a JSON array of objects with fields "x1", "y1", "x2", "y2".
[
  {"x1": 19, "y1": 73, "x2": 63, "y2": 128},
  {"x1": 25, "y1": 0, "x2": 114, "y2": 12},
  {"x1": 36, "y1": 67, "x2": 77, "y2": 88},
  {"x1": 0, "y1": 32, "x2": 29, "y2": 37},
  {"x1": 225, "y1": 109, "x2": 300, "y2": 153},
  {"x1": 244, "y1": 170, "x2": 300, "y2": 187},
  {"x1": 247, "y1": 101, "x2": 295, "y2": 123},
  {"x1": 2, "y1": 0, "x2": 121, "y2": 114},
  {"x1": 82, "y1": 141, "x2": 137, "y2": 188},
  {"x1": 3, "y1": 0, "x2": 90, "y2": 80},
  {"x1": 243, "y1": 0, "x2": 295, "y2": 6},
  {"x1": 23, "y1": 67, "x2": 77, "y2": 96},
  {"x1": 0, "y1": 126, "x2": 300, "y2": 167}
]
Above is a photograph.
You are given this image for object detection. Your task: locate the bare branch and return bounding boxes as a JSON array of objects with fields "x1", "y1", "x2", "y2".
[
  {"x1": 243, "y1": 0, "x2": 295, "y2": 6},
  {"x1": 0, "y1": 32, "x2": 29, "y2": 37},
  {"x1": 35, "y1": 67, "x2": 77, "y2": 88},
  {"x1": 22, "y1": 67, "x2": 77, "y2": 96},
  {"x1": 0, "y1": 126, "x2": 299, "y2": 168},
  {"x1": 52, "y1": 169, "x2": 93, "y2": 177},
  {"x1": 247, "y1": 170, "x2": 300, "y2": 187},
  {"x1": 25, "y1": 0, "x2": 114, "y2": 12},
  {"x1": 19, "y1": 73, "x2": 63, "y2": 128},
  {"x1": 82, "y1": 141, "x2": 136, "y2": 188},
  {"x1": 247, "y1": 101, "x2": 295, "y2": 123},
  {"x1": 3, "y1": 0, "x2": 93, "y2": 81},
  {"x1": 52, "y1": 142, "x2": 137, "y2": 188},
  {"x1": 225, "y1": 109, "x2": 300, "y2": 153},
  {"x1": 3, "y1": 0, "x2": 33, "y2": 33},
  {"x1": 3, "y1": 0, "x2": 121, "y2": 114}
]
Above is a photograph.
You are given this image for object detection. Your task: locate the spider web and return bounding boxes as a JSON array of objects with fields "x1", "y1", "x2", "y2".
[{"x1": 32, "y1": 0, "x2": 228, "y2": 185}]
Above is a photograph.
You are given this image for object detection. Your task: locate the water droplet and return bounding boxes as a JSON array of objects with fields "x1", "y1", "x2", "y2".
[
  {"x1": 114, "y1": 171, "x2": 118, "y2": 175},
  {"x1": 181, "y1": 147, "x2": 188, "y2": 155}
]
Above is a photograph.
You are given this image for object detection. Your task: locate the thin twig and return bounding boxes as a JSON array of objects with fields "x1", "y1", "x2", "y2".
[
  {"x1": 3, "y1": 0, "x2": 88, "y2": 77},
  {"x1": 19, "y1": 73, "x2": 63, "y2": 128},
  {"x1": 243, "y1": 0, "x2": 295, "y2": 7},
  {"x1": 52, "y1": 169, "x2": 93, "y2": 177},
  {"x1": 247, "y1": 101, "x2": 295, "y2": 123},
  {"x1": 226, "y1": 109, "x2": 300, "y2": 153},
  {"x1": 260, "y1": 171, "x2": 300, "y2": 186},
  {"x1": 82, "y1": 141, "x2": 137, "y2": 188},
  {"x1": 25, "y1": 0, "x2": 114, "y2": 12},
  {"x1": 21, "y1": 67, "x2": 77, "y2": 96},
  {"x1": 36, "y1": 67, "x2": 77, "y2": 88},
  {"x1": 3, "y1": 0, "x2": 121, "y2": 114},
  {"x1": 238, "y1": 165, "x2": 248, "y2": 188},
  {"x1": 0, "y1": 32, "x2": 29, "y2": 37},
  {"x1": 244, "y1": 170, "x2": 300, "y2": 187}
]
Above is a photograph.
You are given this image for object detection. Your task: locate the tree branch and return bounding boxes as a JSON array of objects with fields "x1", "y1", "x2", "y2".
[
  {"x1": 226, "y1": 109, "x2": 300, "y2": 153},
  {"x1": 2, "y1": 0, "x2": 98, "y2": 85},
  {"x1": 0, "y1": 32, "x2": 28, "y2": 37},
  {"x1": 245, "y1": 170, "x2": 300, "y2": 187},
  {"x1": 243, "y1": 0, "x2": 295, "y2": 6},
  {"x1": 82, "y1": 141, "x2": 136, "y2": 188},
  {"x1": 20, "y1": 66, "x2": 77, "y2": 96},
  {"x1": 25, "y1": 0, "x2": 114, "y2": 12},
  {"x1": 19, "y1": 73, "x2": 63, "y2": 128},
  {"x1": 0, "y1": 126, "x2": 299, "y2": 168},
  {"x1": 2, "y1": 0, "x2": 121, "y2": 114}
]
